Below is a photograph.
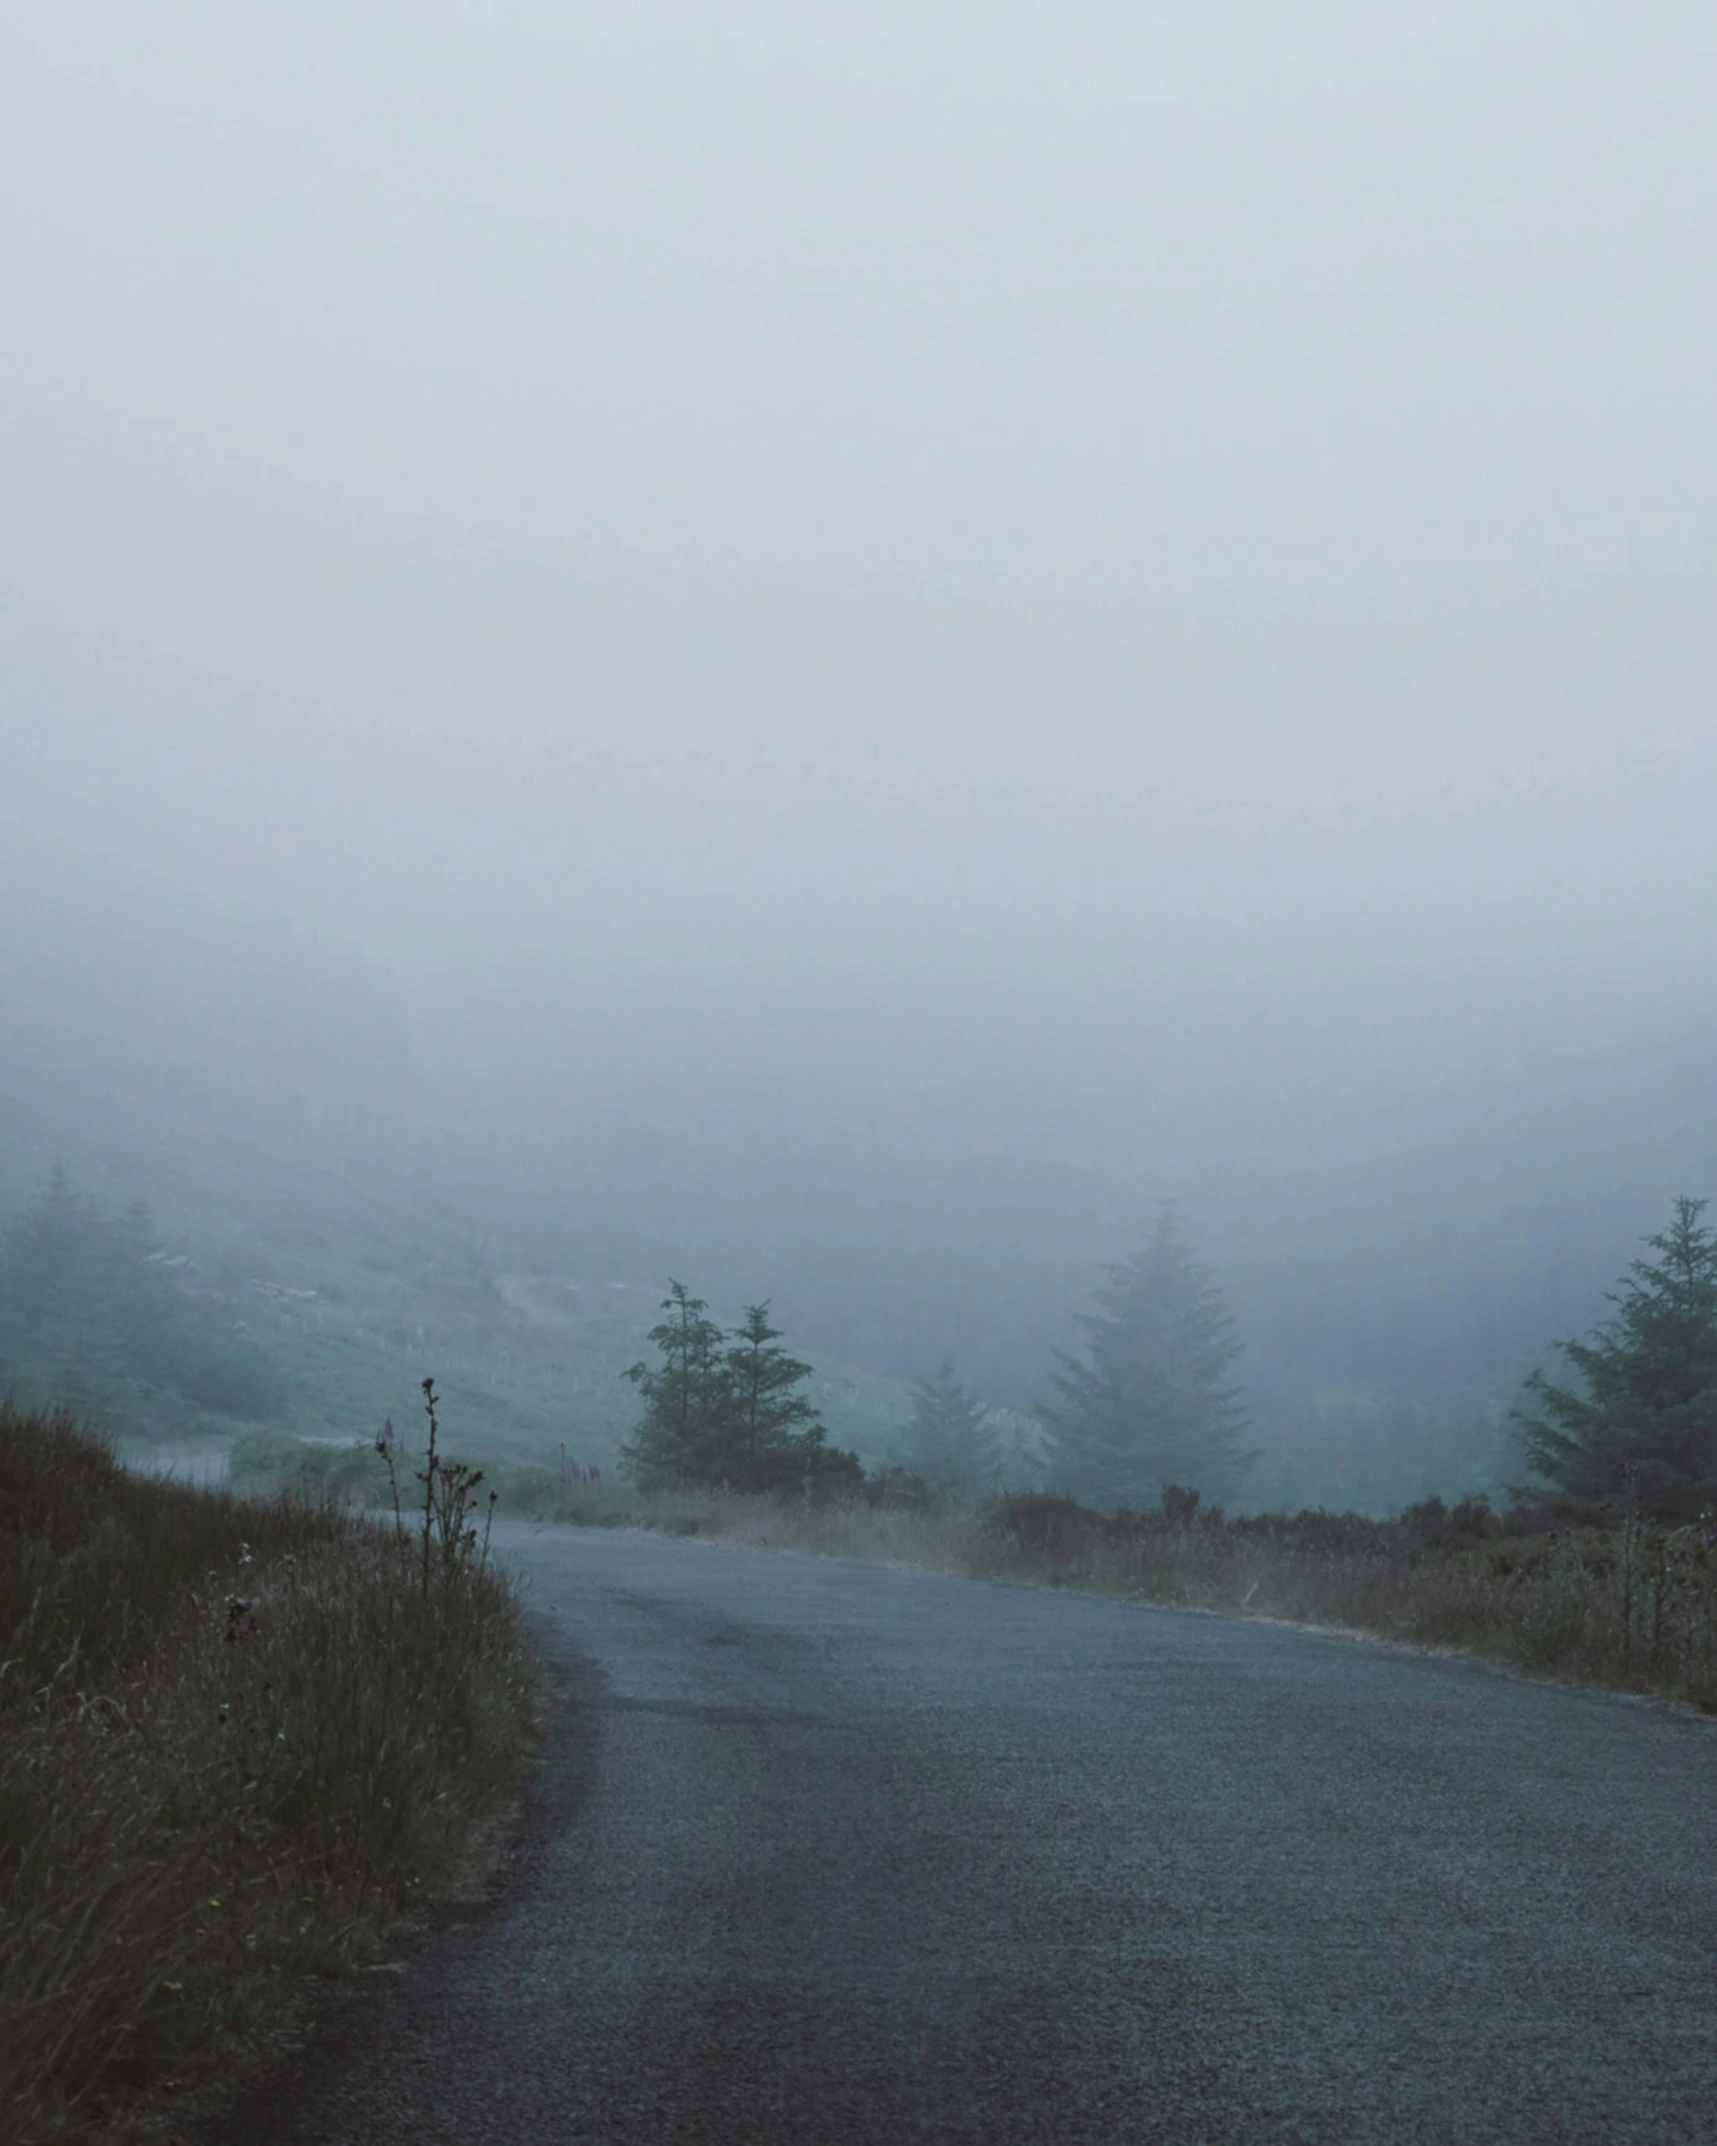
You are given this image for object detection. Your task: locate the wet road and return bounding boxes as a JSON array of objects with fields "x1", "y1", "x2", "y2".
[{"x1": 215, "y1": 1521, "x2": 1717, "y2": 2143}]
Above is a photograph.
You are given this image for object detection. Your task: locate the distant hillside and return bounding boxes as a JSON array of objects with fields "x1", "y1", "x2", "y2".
[{"x1": 0, "y1": 1161, "x2": 925, "y2": 1476}]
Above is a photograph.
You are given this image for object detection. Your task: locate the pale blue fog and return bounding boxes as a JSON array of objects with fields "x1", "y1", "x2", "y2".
[
  {"x1": 12, "y1": 13, "x2": 1717, "y2": 2142},
  {"x1": 2, "y1": 2, "x2": 1714, "y2": 1498}
]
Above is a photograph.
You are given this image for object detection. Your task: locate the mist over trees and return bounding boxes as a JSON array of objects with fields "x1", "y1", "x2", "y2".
[
  {"x1": 896, "y1": 1361, "x2": 1004, "y2": 1492},
  {"x1": 3, "y1": 0, "x2": 1717, "y2": 1546},
  {"x1": 0, "y1": 1165, "x2": 283, "y2": 1428},
  {"x1": 1039, "y1": 1209, "x2": 1251, "y2": 1508},
  {"x1": 5, "y1": 876, "x2": 1717, "y2": 1513}
]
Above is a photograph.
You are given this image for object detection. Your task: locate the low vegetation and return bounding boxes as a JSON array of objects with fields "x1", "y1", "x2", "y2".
[
  {"x1": 487, "y1": 1198, "x2": 1717, "y2": 1711},
  {"x1": 508, "y1": 1470, "x2": 1717, "y2": 1711},
  {"x1": 0, "y1": 1395, "x2": 537, "y2": 2146},
  {"x1": 9, "y1": 1180, "x2": 1709, "y2": 2141}
]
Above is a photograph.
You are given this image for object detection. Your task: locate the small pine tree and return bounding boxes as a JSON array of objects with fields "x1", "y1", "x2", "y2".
[
  {"x1": 619, "y1": 1281, "x2": 731, "y2": 1487},
  {"x1": 620, "y1": 1285, "x2": 862, "y2": 1494},
  {"x1": 723, "y1": 1303, "x2": 825, "y2": 1492},
  {"x1": 1039, "y1": 1207, "x2": 1251, "y2": 1509},
  {"x1": 1515, "y1": 1196, "x2": 1717, "y2": 1517},
  {"x1": 897, "y1": 1358, "x2": 1002, "y2": 1490}
]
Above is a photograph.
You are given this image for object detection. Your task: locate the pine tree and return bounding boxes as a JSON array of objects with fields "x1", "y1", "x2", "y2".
[
  {"x1": 1039, "y1": 1207, "x2": 1250, "y2": 1509},
  {"x1": 619, "y1": 1285, "x2": 860, "y2": 1493},
  {"x1": 1515, "y1": 1196, "x2": 1717, "y2": 1517},
  {"x1": 619, "y1": 1281, "x2": 732, "y2": 1487},
  {"x1": 898, "y1": 1358, "x2": 1002, "y2": 1490},
  {"x1": 723, "y1": 1303, "x2": 825, "y2": 1492}
]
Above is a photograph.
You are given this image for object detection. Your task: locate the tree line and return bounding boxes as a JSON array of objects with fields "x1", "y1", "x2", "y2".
[
  {"x1": 626, "y1": 1198, "x2": 1717, "y2": 1523},
  {"x1": 622, "y1": 1208, "x2": 1253, "y2": 1504},
  {"x1": 10, "y1": 1158, "x2": 1717, "y2": 1521}
]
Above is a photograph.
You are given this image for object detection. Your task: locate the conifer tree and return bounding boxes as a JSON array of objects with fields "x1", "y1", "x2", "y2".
[
  {"x1": 619, "y1": 1281, "x2": 731, "y2": 1487},
  {"x1": 620, "y1": 1285, "x2": 860, "y2": 1493},
  {"x1": 1039, "y1": 1207, "x2": 1250, "y2": 1509},
  {"x1": 723, "y1": 1303, "x2": 825, "y2": 1492},
  {"x1": 898, "y1": 1358, "x2": 1002, "y2": 1490},
  {"x1": 1515, "y1": 1195, "x2": 1717, "y2": 1517}
]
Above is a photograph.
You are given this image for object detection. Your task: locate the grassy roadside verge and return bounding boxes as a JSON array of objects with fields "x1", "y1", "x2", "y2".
[
  {"x1": 0, "y1": 1401, "x2": 539, "y2": 2146},
  {"x1": 516, "y1": 1474, "x2": 1717, "y2": 1712},
  {"x1": 219, "y1": 1423, "x2": 1717, "y2": 1707}
]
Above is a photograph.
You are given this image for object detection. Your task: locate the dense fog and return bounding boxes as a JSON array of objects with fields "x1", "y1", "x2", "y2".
[
  {"x1": 5, "y1": 864, "x2": 1715, "y2": 1508},
  {"x1": 3, "y1": 4, "x2": 1714, "y2": 1509}
]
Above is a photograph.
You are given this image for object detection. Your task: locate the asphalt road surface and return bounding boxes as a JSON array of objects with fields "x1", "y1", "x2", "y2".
[{"x1": 210, "y1": 1522, "x2": 1717, "y2": 2144}]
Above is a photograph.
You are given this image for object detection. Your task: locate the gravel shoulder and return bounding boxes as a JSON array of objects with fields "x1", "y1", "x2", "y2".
[{"x1": 198, "y1": 1521, "x2": 1717, "y2": 2145}]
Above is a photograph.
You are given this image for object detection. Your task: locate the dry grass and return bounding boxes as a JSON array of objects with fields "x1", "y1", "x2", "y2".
[{"x1": 0, "y1": 1402, "x2": 538, "y2": 2146}]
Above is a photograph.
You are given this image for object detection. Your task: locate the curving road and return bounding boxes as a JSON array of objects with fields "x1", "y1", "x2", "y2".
[{"x1": 211, "y1": 1521, "x2": 1717, "y2": 2144}]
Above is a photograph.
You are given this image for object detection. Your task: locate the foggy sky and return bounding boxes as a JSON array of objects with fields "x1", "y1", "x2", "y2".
[{"x1": 4, "y1": 3, "x2": 1715, "y2": 987}]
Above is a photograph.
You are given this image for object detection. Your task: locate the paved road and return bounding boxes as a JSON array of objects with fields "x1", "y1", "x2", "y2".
[{"x1": 214, "y1": 1522, "x2": 1717, "y2": 2144}]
